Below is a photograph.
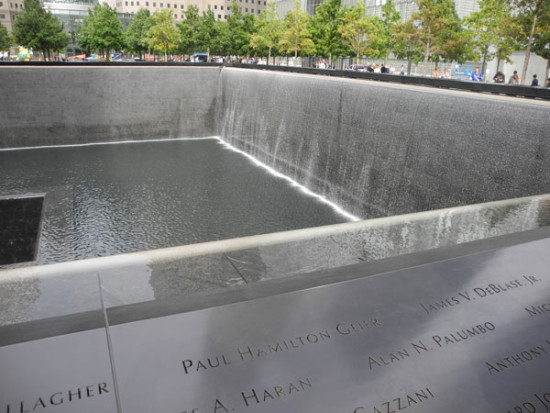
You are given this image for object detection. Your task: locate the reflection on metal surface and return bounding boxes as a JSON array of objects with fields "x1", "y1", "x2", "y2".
[
  {"x1": 0, "y1": 329, "x2": 117, "y2": 413},
  {"x1": 105, "y1": 237, "x2": 550, "y2": 412},
  {"x1": 1, "y1": 236, "x2": 550, "y2": 412}
]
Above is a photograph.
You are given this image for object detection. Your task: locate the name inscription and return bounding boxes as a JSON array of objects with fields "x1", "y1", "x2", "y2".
[
  {"x1": 352, "y1": 387, "x2": 435, "y2": 413},
  {"x1": 419, "y1": 276, "x2": 541, "y2": 315},
  {"x1": 179, "y1": 377, "x2": 313, "y2": 413},
  {"x1": 506, "y1": 389, "x2": 550, "y2": 413},
  {"x1": 485, "y1": 339, "x2": 550, "y2": 375},
  {"x1": 182, "y1": 318, "x2": 382, "y2": 376},
  {"x1": 525, "y1": 302, "x2": 550, "y2": 318},
  {"x1": 4, "y1": 383, "x2": 110, "y2": 413},
  {"x1": 368, "y1": 321, "x2": 496, "y2": 370}
]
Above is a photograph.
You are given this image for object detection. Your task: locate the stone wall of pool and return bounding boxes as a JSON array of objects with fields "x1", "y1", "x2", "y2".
[
  {"x1": 1, "y1": 65, "x2": 550, "y2": 316},
  {"x1": 2, "y1": 65, "x2": 548, "y2": 220}
]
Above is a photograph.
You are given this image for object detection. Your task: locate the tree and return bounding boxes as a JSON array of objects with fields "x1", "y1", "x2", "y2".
[
  {"x1": 310, "y1": 0, "x2": 346, "y2": 66},
  {"x1": 378, "y1": 0, "x2": 401, "y2": 63},
  {"x1": 146, "y1": 9, "x2": 181, "y2": 61},
  {"x1": 12, "y1": 0, "x2": 69, "y2": 59},
  {"x1": 338, "y1": 3, "x2": 379, "y2": 63},
  {"x1": 178, "y1": 5, "x2": 200, "y2": 56},
  {"x1": 0, "y1": 22, "x2": 11, "y2": 52},
  {"x1": 465, "y1": 0, "x2": 518, "y2": 77},
  {"x1": 124, "y1": 8, "x2": 153, "y2": 60},
  {"x1": 402, "y1": 0, "x2": 465, "y2": 76},
  {"x1": 226, "y1": 1, "x2": 255, "y2": 58},
  {"x1": 250, "y1": 2, "x2": 283, "y2": 64},
  {"x1": 195, "y1": 9, "x2": 218, "y2": 56},
  {"x1": 531, "y1": 0, "x2": 550, "y2": 80},
  {"x1": 77, "y1": 3, "x2": 123, "y2": 61},
  {"x1": 279, "y1": 0, "x2": 315, "y2": 60},
  {"x1": 512, "y1": 0, "x2": 548, "y2": 84}
]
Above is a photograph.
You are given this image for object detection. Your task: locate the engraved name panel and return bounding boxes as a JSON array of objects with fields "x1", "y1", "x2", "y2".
[
  {"x1": 109, "y1": 238, "x2": 550, "y2": 412},
  {"x1": 0, "y1": 329, "x2": 117, "y2": 413}
]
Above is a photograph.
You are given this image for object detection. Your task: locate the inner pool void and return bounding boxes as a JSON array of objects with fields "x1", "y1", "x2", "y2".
[{"x1": 0, "y1": 138, "x2": 352, "y2": 265}]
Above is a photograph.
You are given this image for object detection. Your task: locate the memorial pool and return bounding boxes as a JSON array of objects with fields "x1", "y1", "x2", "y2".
[{"x1": 0, "y1": 137, "x2": 351, "y2": 265}]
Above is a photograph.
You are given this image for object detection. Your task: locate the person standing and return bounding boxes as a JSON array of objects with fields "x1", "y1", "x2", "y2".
[
  {"x1": 471, "y1": 67, "x2": 482, "y2": 82},
  {"x1": 493, "y1": 71, "x2": 505, "y2": 83},
  {"x1": 546, "y1": 77, "x2": 550, "y2": 88},
  {"x1": 531, "y1": 74, "x2": 539, "y2": 87},
  {"x1": 442, "y1": 67, "x2": 451, "y2": 79},
  {"x1": 508, "y1": 70, "x2": 519, "y2": 85},
  {"x1": 432, "y1": 67, "x2": 440, "y2": 78}
]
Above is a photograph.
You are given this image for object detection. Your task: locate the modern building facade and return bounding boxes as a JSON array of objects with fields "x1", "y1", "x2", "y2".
[
  {"x1": 274, "y1": 0, "x2": 480, "y2": 20},
  {"x1": 0, "y1": 0, "x2": 24, "y2": 33},
  {"x1": 111, "y1": 0, "x2": 267, "y2": 22}
]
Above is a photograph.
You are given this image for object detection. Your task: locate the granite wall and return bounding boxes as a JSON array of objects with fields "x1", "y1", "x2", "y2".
[
  {"x1": 217, "y1": 68, "x2": 550, "y2": 218},
  {"x1": 0, "y1": 66, "x2": 221, "y2": 148},
  {"x1": 2, "y1": 65, "x2": 549, "y2": 220}
]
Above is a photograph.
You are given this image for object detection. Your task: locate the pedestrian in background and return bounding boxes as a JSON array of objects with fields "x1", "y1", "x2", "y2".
[
  {"x1": 493, "y1": 71, "x2": 505, "y2": 83},
  {"x1": 531, "y1": 74, "x2": 539, "y2": 87},
  {"x1": 508, "y1": 70, "x2": 519, "y2": 85},
  {"x1": 471, "y1": 67, "x2": 482, "y2": 82}
]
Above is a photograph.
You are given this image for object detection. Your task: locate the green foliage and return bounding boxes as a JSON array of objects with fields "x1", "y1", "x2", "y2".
[
  {"x1": 398, "y1": 0, "x2": 466, "y2": 75},
  {"x1": 124, "y1": 8, "x2": 153, "y2": 59},
  {"x1": 338, "y1": 3, "x2": 379, "y2": 62},
  {"x1": 377, "y1": 0, "x2": 401, "y2": 61},
  {"x1": 531, "y1": 0, "x2": 550, "y2": 76},
  {"x1": 532, "y1": 2, "x2": 550, "y2": 57},
  {"x1": 146, "y1": 9, "x2": 181, "y2": 60},
  {"x1": 13, "y1": 0, "x2": 69, "y2": 58},
  {"x1": 465, "y1": 0, "x2": 518, "y2": 70},
  {"x1": 250, "y1": 2, "x2": 283, "y2": 63},
  {"x1": 279, "y1": 0, "x2": 315, "y2": 59},
  {"x1": 511, "y1": 0, "x2": 548, "y2": 83},
  {"x1": 0, "y1": 23, "x2": 10, "y2": 51},
  {"x1": 178, "y1": 5, "x2": 200, "y2": 55},
  {"x1": 310, "y1": 0, "x2": 346, "y2": 64},
  {"x1": 226, "y1": 1, "x2": 255, "y2": 57},
  {"x1": 77, "y1": 3, "x2": 123, "y2": 60}
]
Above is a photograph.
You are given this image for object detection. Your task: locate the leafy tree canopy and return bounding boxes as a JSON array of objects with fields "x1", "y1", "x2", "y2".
[
  {"x1": 310, "y1": 0, "x2": 346, "y2": 64},
  {"x1": 0, "y1": 22, "x2": 12, "y2": 51},
  {"x1": 13, "y1": 0, "x2": 69, "y2": 58},
  {"x1": 279, "y1": 0, "x2": 315, "y2": 59},
  {"x1": 146, "y1": 9, "x2": 181, "y2": 61},
  {"x1": 250, "y1": 2, "x2": 284, "y2": 62},
  {"x1": 339, "y1": 3, "x2": 379, "y2": 63},
  {"x1": 178, "y1": 5, "x2": 200, "y2": 55},
  {"x1": 78, "y1": 3, "x2": 123, "y2": 60},
  {"x1": 124, "y1": 8, "x2": 153, "y2": 59}
]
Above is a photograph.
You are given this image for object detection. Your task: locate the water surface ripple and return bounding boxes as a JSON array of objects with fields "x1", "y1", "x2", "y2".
[{"x1": 0, "y1": 138, "x2": 350, "y2": 264}]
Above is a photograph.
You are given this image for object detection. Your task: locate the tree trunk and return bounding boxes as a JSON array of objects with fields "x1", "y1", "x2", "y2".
[
  {"x1": 268, "y1": 46, "x2": 272, "y2": 65},
  {"x1": 422, "y1": 40, "x2": 430, "y2": 77},
  {"x1": 481, "y1": 49, "x2": 487, "y2": 82},
  {"x1": 521, "y1": 10, "x2": 538, "y2": 85}
]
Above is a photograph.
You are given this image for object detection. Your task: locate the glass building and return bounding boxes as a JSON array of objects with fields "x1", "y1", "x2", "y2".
[
  {"x1": 43, "y1": 0, "x2": 132, "y2": 56},
  {"x1": 274, "y1": 0, "x2": 479, "y2": 20}
]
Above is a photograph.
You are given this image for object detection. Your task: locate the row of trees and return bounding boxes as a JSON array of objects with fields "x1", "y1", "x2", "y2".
[
  {"x1": 2, "y1": 0, "x2": 549, "y2": 84},
  {"x1": 1, "y1": 0, "x2": 69, "y2": 58}
]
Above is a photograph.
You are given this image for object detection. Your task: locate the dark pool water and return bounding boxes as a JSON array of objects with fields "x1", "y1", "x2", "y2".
[{"x1": 0, "y1": 138, "x2": 349, "y2": 264}]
